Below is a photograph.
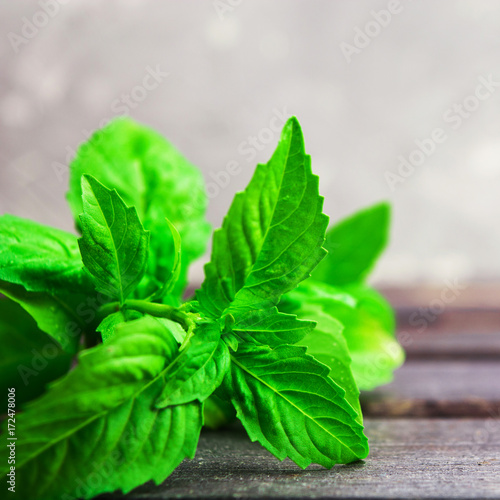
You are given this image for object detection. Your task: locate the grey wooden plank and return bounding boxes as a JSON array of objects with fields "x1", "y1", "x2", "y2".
[
  {"x1": 362, "y1": 360, "x2": 500, "y2": 418},
  {"x1": 370, "y1": 360, "x2": 500, "y2": 400},
  {"x1": 396, "y1": 310, "x2": 500, "y2": 339},
  {"x1": 381, "y1": 286, "x2": 500, "y2": 311},
  {"x1": 402, "y1": 332, "x2": 500, "y2": 360},
  {"x1": 101, "y1": 419, "x2": 500, "y2": 499}
]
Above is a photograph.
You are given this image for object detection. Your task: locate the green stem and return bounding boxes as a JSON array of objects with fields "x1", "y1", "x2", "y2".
[
  {"x1": 124, "y1": 300, "x2": 177, "y2": 318},
  {"x1": 179, "y1": 328, "x2": 195, "y2": 351},
  {"x1": 98, "y1": 302, "x2": 122, "y2": 318},
  {"x1": 98, "y1": 299, "x2": 198, "y2": 345}
]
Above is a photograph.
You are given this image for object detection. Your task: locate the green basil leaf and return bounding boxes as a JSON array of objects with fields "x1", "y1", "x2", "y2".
[
  {"x1": 147, "y1": 218, "x2": 182, "y2": 302},
  {"x1": 231, "y1": 307, "x2": 315, "y2": 348},
  {"x1": 312, "y1": 202, "x2": 390, "y2": 286},
  {"x1": 155, "y1": 316, "x2": 187, "y2": 344},
  {"x1": 0, "y1": 298, "x2": 72, "y2": 406},
  {"x1": 340, "y1": 284, "x2": 405, "y2": 390},
  {"x1": 67, "y1": 118, "x2": 211, "y2": 303},
  {"x1": 203, "y1": 390, "x2": 237, "y2": 430},
  {"x1": 0, "y1": 214, "x2": 91, "y2": 294},
  {"x1": 155, "y1": 321, "x2": 230, "y2": 408},
  {"x1": 225, "y1": 343, "x2": 369, "y2": 467},
  {"x1": 0, "y1": 280, "x2": 88, "y2": 354},
  {"x1": 297, "y1": 308, "x2": 361, "y2": 420},
  {"x1": 282, "y1": 286, "x2": 361, "y2": 420},
  {"x1": 223, "y1": 331, "x2": 239, "y2": 351},
  {"x1": 79, "y1": 174, "x2": 149, "y2": 304},
  {"x1": 197, "y1": 117, "x2": 328, "y2": 318},
  {"x1": 96, "y1": 310, "x2": 126, "y2": 342},
  {"x1": 287, "y1": 281, "x2": 404, "y2": 390},
  {"x1": 0, "y1": 316, "x2": 202, "y2": 500}
]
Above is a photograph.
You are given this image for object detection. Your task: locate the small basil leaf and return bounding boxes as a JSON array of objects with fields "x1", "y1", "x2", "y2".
[
  {"x1": 0, "y1": 280, "x2": 89, "y2": 354},
  {"x1": 67, "y1": 118, "x2": 211, "y2": 303},
  {"x1": 231, "y1": 307, "x2": 315, "y2": 348},
  {"x1": 197, "y1": 117, "x2": 328, "y2": 319},
  {"x1": 78, "y1": 174, "x2": 149, "y2": 304},
  {"x1": 0, "y1": 214, "x2": 91, "y2": 294},
  {"x1": 225, "y1": 343, "x2": 369, "y2": 467},
  {"x1": 155, "y1": 321, "x2": 230, "y2": 408},
  {"x1": 312, "y1": 202, "x2": 390, "y2": 286}
]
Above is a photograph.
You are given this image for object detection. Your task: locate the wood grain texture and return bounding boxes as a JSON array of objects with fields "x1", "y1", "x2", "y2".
[
  {"x1": 362, "y1": 360, "x2": 500, "y2": 418},
  {"x1": 382, "y1": 285, "x2": 500, "y2": 311},
  {"x1": 402, "y1": 332, "x2": 500, "y2": 360},
  {"x1": 100, "y1": 419, "x2": 500, "y2": 499}
]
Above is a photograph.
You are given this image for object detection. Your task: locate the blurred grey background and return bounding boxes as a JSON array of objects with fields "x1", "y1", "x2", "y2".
[{"x1": 1, "y1": 0, "x2": 499, "y2": 286}]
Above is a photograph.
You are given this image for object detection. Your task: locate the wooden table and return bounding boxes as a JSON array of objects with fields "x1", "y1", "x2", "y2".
[{"x1": 103, "y1": 287, "x2": 500, "y2": 499}]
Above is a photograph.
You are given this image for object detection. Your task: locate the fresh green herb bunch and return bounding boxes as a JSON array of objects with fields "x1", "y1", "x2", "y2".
[{"x1": 0, "y1": 117, "x2": 404, "y2": 500}]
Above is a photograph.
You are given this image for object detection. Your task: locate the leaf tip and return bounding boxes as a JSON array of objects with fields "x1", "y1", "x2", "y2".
[
  {"x1": 283, "y1": 115, "x2": 303, "y2": 139},
  {"x1": 80, "y1": 173, "x2": 100, "y2": 194}
]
